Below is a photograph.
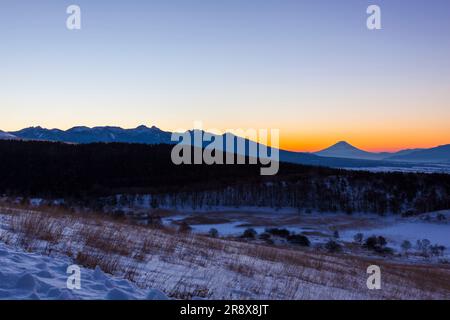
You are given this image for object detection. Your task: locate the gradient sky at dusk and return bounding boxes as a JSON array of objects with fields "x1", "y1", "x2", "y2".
[{"x1": 1, "y1": 0, "x2": 450, "y2": 152}]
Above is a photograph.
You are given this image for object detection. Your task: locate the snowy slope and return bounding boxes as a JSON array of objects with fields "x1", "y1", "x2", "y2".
[
  {"x1": 386, "y1": 144, "x2": 450, "y2": 163},
  {"x1": 2, "y1": 208, "x2": 449, "y2": 300},
  {"x1": 0, "y1": 243, "x2": 168, "y2": 300},
  {"x1": 0, "y1": 131, "x2": 18, "y2": 140},
  {"x1": 9, "y1": 125, "x2": 173, "y2": 144},
  {"x1": 315, "y1": 141, "x2": 389, "y2": 160}
]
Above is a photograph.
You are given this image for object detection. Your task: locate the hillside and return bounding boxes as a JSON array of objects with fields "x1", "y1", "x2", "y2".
[
  {"x1": 0, "y1": 131, "x2": 17, "y2": 140},
  {"x1": 1, "y1": 207, "x2": 448, "y2": 299},
  {"x1": 0, "y1": 242, "x2": 168, "y2": 300},
  {"x1": 0, "y1": 140, "x2": 449, "y2": 215},
  {"x1": 387, "y1": 144, "x2": 450, "y2": 163}
]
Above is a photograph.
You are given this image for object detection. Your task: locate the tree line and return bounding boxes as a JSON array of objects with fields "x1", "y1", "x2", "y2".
[{"x1": 0, "y1": 140, "x2": 449, "y2": 215}]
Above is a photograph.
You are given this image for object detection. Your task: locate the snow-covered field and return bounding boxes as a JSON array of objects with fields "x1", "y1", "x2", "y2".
[
  {"x1": 341, "y1": 221, "x2": 450, "y2": 253},
  {"x1": 346, "y1": 164, "x2": 450, "y2": 174},
  {"x1": 0, "y1": 207, "x2": 449, "y2": 300},
  {"x1": 162, "y1": 210, "x2": 450, "y2": 257},
  {"x1": 0, "y1": 242, "x2": 168, "y2": 300}
]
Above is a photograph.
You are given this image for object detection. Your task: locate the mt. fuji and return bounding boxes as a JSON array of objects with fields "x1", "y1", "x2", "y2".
[
  {"x1": 315, "y1": 141, "x2": 420, "y2": 161},
  {"x1": 315, "y1": 141, "x2": 387, "y2": 160}
]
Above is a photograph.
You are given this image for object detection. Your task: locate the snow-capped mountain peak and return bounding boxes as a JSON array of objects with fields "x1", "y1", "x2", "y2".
[
  {"x1": 315, "y1": 141, "x2": 380, "y2": 160},
  {"x1": 7, "y1": 125, "x2": 173, "y2": 145},
  {"x1": 330, "y1": 141, "x2": 360, "y2": 150}
]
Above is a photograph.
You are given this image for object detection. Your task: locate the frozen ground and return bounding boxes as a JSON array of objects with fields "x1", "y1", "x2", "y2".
[
  {"x1": 163, "y1": 210, "x2": 450, "y2": 258},
  {"x1": 341, "y1": 220, "x2": 450, "y2": 255},
  {"x1": 1, "y1": 207, "x2": 449, "y2": 300},
  {"x1": 0, "y1": 242, "x2": 168, "y2": 300},
  {"x1": 346, "y1": 164, "x2": 450, "y2": 174},
  {"x1": 162, "y1": 212, "x2": 312, "y2": 238},
  {"x1": 163, "y1": 216, "x2": 304, "y2": 236}
]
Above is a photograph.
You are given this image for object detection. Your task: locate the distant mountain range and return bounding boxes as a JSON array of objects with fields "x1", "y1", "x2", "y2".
[
  {"x1": 2, "y1": 125, "x2": 450, "y2": 166},
  {"x1": 0, "y1": 130, "x2": 18, "y2": 140},
  {"x1": 7, "y1": 125, "x2": 173, "y2": 144},
  {"x1": 386, "y1": 144, "x2": 450, "y2": 163},
  {"x1": 314, "y1": 141, "x2": 450, "y2": 163}
]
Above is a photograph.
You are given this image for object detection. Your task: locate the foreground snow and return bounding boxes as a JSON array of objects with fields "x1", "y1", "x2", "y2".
[
  {"x1": 1, "y1": 208, "x2": 449, "y2": 300},
  {"x1": 0, "y1": 243, "x2": 168, "y2": 300}
]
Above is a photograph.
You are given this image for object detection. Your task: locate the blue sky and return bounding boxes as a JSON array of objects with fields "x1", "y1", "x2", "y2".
[{"x1": 1, "y1": 0, "x2": 450, "y2": 151}]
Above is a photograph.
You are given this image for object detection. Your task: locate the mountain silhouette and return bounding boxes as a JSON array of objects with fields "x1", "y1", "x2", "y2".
[{"x1": 5, "y1": 126, "x2": 450, "y2": 165}]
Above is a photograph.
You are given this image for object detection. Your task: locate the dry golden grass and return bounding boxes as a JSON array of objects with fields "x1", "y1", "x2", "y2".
[
  {"x1": 10, "y1": 211, "x2": 65, "y2": 245},
  {"x1": 74, "y1": 250, "x2": 121, "y2": 275},
  {"x1": 0, "y1": 205, "x2": 449, "y2": 299},
  {"x1": 79, "y1": 225, "x2": 133, "y2": 257}
]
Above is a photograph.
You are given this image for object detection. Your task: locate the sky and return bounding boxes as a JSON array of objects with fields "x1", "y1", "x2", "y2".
[{"x1": 1, "y1": 0, "x2": 450, "y2": 152}]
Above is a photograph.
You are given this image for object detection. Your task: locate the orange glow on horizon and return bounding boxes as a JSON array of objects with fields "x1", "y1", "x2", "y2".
[
  {"x1": 276, "y1": 129, "x2": 450, "y2": 153},
  {"x1": 2, "y1": 121, "x2": 450, "y2": 154},
  {"x1": 279, "y1": 138, "x2": 450, "y2": 153}
]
